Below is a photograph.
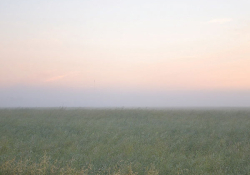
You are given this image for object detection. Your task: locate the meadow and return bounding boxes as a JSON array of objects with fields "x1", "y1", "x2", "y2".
[{"x1": 0, "y1": 108, "x2": 250, "y2": 175}]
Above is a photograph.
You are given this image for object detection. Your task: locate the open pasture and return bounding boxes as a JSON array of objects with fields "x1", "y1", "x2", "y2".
[{"x1": 0, "y1": 108, "x2": 250, "y2": 174}]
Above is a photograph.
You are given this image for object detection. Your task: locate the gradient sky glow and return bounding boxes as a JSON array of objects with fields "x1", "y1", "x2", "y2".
[{"x1": 1, "y1": 0, "x2": 250, "y2": 107}]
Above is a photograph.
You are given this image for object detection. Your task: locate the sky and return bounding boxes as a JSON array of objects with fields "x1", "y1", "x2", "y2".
[{"x1": 0, "y1": 0, "x2": 250, "y2": 107}]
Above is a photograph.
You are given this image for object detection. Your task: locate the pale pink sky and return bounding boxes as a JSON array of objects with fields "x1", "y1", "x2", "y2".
[
  {"x1": 0, "y1": 0, "x2": 250, "y2": 107},
  {"x1": 1, "y1": 37, "x2": 250, "y2": 91}
]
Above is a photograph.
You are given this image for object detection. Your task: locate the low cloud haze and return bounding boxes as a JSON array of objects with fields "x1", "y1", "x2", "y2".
[{"x1": 1, "y1": 86, "x2": 250, "y2": 108}]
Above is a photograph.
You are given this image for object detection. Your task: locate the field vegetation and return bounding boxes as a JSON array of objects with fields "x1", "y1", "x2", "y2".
[{"x1": 0, "y1": 108, "x2": 250, "y2": 174}]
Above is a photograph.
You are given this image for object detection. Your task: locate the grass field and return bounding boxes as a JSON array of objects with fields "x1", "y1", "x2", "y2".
[{"x1": 0, "y1": 108, "x2": 250, "y2": 175}]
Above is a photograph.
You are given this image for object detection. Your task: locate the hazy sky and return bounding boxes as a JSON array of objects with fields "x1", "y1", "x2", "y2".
[{"x1": 0, "y1": 0, "x2": 250, "y2": 107}]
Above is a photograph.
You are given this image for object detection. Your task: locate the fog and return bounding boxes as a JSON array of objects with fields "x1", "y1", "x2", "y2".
[{"x1": 0, "y1": 86, "x2": 250, "y2": 108}]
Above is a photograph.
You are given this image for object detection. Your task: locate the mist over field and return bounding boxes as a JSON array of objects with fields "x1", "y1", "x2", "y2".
[
  {"x1": 0, "y1": 86, "x2": 250, "y2": 108},
  {"x1": 1, "y1": 1, "x2": 250, "y2": 174}
]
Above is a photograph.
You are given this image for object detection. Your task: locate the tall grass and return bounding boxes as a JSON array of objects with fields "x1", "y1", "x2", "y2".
[{"x1": 0, "y1": 108, "x2": 250, "y2": 174}]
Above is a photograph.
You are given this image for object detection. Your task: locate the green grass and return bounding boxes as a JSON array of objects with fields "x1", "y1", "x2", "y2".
[{"x1": 0, "y1": 108, "x2": 250, "y2": 174}]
